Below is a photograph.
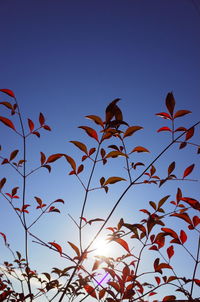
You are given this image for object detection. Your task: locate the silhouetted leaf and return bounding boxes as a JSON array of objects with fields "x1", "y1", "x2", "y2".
[
  {"x1": 168, "y1": 161, "x2": 175, "y2": 175},
  {"x1": 0, "y1": 116, "x2": 16, "y2": 130},
  {"x1": 9, "y1": 150, "x2": 19, "y2": 161},
  {"x1": 186, "y1": 127, "x2": 194, "y2": 141},
  {"x1": 165, "y1": 92, "x2": 175, "y2": 116},
  {"x1": 68, "y1": 242, "x2": 80, "y2": 258},
  {"x1": 40, "y1": 152, "x2": 46, "y2": 165},
  {"x1": 28, "y1": 118, "x2": 34, "y2": 132},
  {"x1": 39, "y1": 112, "x2": 45, "y2": 126},
  {"x1": 0, "y1": 177, "x2": 6, "y2": 190},
  {"x1": 77, "y1": 164, "x2": 84, "y2": 174},
  {"x1": 105, "y1": 98, "x2": 121, "y2": 124}
]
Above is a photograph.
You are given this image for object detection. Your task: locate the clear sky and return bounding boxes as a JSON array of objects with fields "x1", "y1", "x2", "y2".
[{"x1": 0, "y1": 0, "x2": 200, "y2": 301}]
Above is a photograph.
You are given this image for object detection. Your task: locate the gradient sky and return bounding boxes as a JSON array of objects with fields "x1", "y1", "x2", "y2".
[{"x1": 0, "y1": 0, "x2": 200, "y2": 301}]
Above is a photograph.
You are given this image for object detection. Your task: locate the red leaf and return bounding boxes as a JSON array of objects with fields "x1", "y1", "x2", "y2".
[
  {"x1": 183, "y1": 164, "x2": 195, "y2": 178},
  {"x1": 0, "y1": 89, "x2": 15, "y2": 98},
  {"x1": 28, "y1": 118, "x2": 34, "y2": 132},
  {"x1": 39, "y1": 112, "x2": 45, "y2": 126},
  {"x1": 157, "y1": 126, "x2": 172, "y2": 133},
  {"x1": 155, "y1": 276, "x2": 161, "y2": 285},
  {"x1": 0, "y1": 232, "x2": 7, "y2": 245},
  {"x1": 165, "y1": 92, "x2": 175, "y2": 116},
  {"x1": 77, "y1": 164, "x2": 84, "y2": 174},
  {"x1": 163, "y1": 295, "x2": 176, "y2": 301},
  {"x1": 40, "y1": 152, "x2": 46, "y2": 165},
  {"x1": 0, "y1": 116, "x2": 16, "y2": 130},
  {"x1": 0, "y1": 101, "x2": 13, "y2": 109},
  {"x1": 43, "y1": 124, "x2": 51, "y2": 131},
  {"x1": 161, "y1": 228, "x2": 179, "y2": 239},
  {"x1": 168, "y1": 161, "x2": 175, "y2": 175},
  {"x1": 84, "y1": 285, "x2": 97, "y2": 299},
  {"x1": 79, "y1": 126, "x2": 99, "y2": 142},
  {"x1": 174, "y1": 110, "x2": 191, "y2": 118},
  {"x1": 64, "y1": 155, "x2": 76, "y2": 171},
  {"x1": 68, "y1": 241, "x2": 80, "y2": 258},
  {"x1": 155, "y1": 112, "x2": 171, "y2": 120},
  {"x1": 70, "y1": 141, "x2": 88, "y2": 154},
  {"x1": 131, "y1": 146, "x2": 150, "y2": 153},
  {"x1": 99, "y1": 289, "x2": 106, "y2": 299},
  {"x1": 0, "y1": 177, "x2": 6, "y2": 190},
  {"x1": 46, "y1": 153, "x2": 63, "y2": 163},
  {"x1": 48, "y1": 242, "x2": 62, "y2": 255},
  {"x1": 104, "y1": 176, "x2": 126, "y2": 185},
  {"x1": 167, "y1": 245, "x2": 174, "y2": 259},
  {"x1": 180, "y1": 230, "x2": 187, "y2": 244},
  {"x1": 194, "y1": 279, "x2": 200, "y2": 286},
  {"x1": 85, "y1": 115, "x2": 104, "y2": 127},
  {"x1": 114, "y1": 238, "x2": 130, "y2": 253},
  {"x1": 10, "y1": 150, "x2": 19, "y2": 161},
  {"x1": 186, "y1": 127, "x2": 194, "y2": 141}
]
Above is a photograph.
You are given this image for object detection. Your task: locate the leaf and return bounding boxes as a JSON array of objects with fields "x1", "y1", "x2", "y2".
[
  {"x1": 155, "y1": 112, "x2": 171, "y2": 120},
  {"x1": 10, "y1": 150, "x2": 19, "y2": 161},
  {"x1": 85, "y1": 115, "x2": 104, "y2": 127},
  {"x1": 70, "y1": 141, "x2": 88, "y2": 154},
  {"x1": 131, "y1": 146, "x2": 150, "y2": 153},
  {"x1": 27, "y1": 118, "x2": 34, "y2": 132},
  {"x1": 158, "y1": 195, "x2": 170, "y2": 208},
  {"x1": 113, "y1": 238, "x2": 130, "y2": 253},
  {"x1": 79, "y1": 126, "x2": 99, "y2": 142},
  {"x1": 108, "y1": 281, "x2": 120, "y2": 292},
  {"x1": 165, "y1": 92, "x2": 175, "y2": 116},
  {"x1": 40, "y1": 152, "x2": 46, "y2": 165},
  {"x1": 167, "y1": 245, "x2": 174, "y2": 259},
  {"x1": 0, "y1": 232, "x2": 7, "y2": 245},
  {"x1": 68, "y1": 241, "x2": 80, "y2": 258},
  {"x1": 163, "y1": 295, "x2": 176, "y2": 301},
  {"x1": 186, "y1": 127, "x2": 194, "y2": 141},
  {"x1": 39, "y1": 113, "x2": 45, "y2": 126},
  {"x1": 46, "y1": 153, "x2": 63, "y2": 163},
  {"x1": 0, "y1": 89, "x2": 15, "y2": 98},
  {"x1": 106, "y1": 151, "x2": 127, "y2": 158},
  {"x1": 43, "y1": 164, "x2": 51, "y2": 173},
  {"x1": 0, "y1": 177, "x2": 6, "y2": 190},
  {"x1": 123, "y1": 126, "x2": 143, "y2": 138},
  {"x1": 180, "y1": 230, "x2": 187, "y2": 244},
  {"x1": 161, "y1": 228, "x2": 179, "y2": 239},
  {"x1": 157, "y1": 126, "x2": 172, "y2": 133},
  {"x1": 48, "y1": 206, "x2": 60, "y2": 213},
  {"x1": 168, "y1": 161, "x2": 175, "y2": 175},
  {"x1": 149, "y1": 201, "x2": 157, "y2": 210},
  {"x1": 53, "y1": 199, "x2": 64, "y2": 204},
  {"x1": 43, "y1": 124, "x2": 51, "y2": 131},
  {"x1": 77, "y1": 164, "x2": 84, "y2": 174},
  {"x1": 183, "y1": 164, "x2": 194, "y2": 178},
  {"x1": 0, "y1": 116, "x2": 16, "y2": 130},
  {"x1": 105, "y1": 98, "x2": 121, "y2": 124},
  {"x1": 99, "y1": 289, "x2": 106, "y2": 299},
  {"x1": 64, "y1": 155, "x2": 76, "y2": 171},
  {"x1": 155, "y1": 276, "x2": 161, "y2": 285},
  {"x1": 34, "y1": 196, "x2": 42, "y2": 206},
  {"x1": 33, "y1": 131, "x2": 40, "y2": 137},
  {"x1": 84, "y1": 285, "x2": 97, "y2": 299},
  {"x1": 0, "y1": 101, "x2": 13, "y2": 109},
  {"x1": 88, "y1": 218, "x2": 105, "y2": 225},
  {"x1": 156, "y1": 263, "x2": 172, "y2": 271},
  {"x1": 174, "y1": 110, "x2": 191, "y2": 118},
  {"x1": 104, "y1": 176, "x2": 126, "y2": 185},
  {"x1": 48, "y1": 242, "x2": 62, "y2": 255}
]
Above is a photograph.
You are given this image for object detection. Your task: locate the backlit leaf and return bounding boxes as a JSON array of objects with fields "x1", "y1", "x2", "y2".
[
  {"x1": 68, "y1": 241, "x2": 80, "y2": 258},
  {"x1": 163, "y1": 295, "x2": 176, "y2": 301},
  {"x1": 84, "y1": 285, "x2": 97, "y2": 299},
  {"x1": 167, "y1": 245, "x2": 174, "y2": 259},
  {"x1": 105, "y1": 98, "x2": 121, "y2": 124},
  {"x1": 77, "y1": 164, "x2": 84, "y2": 174},
  {"x1": 158, "y1": 195, "x2": 170, "y2": 208},
  {"x1": 64, "y1": 155, "x2": 76, "y2": 171},
  {"x1": 185, "y1": 127, "x2": 194, "y2": 141},
  {"x1": 180, "y1": 230, "x2": 187, "y2": 244},
  {"x1": 28, "y1": 119, "x2": 34, "y2": 132},
  {"x1": 48, "y1": 242, "x2": 62, "y2": 255},
  {"x1": 106, "y1": 151, "x2": 127, "y2": 158},
  {"x1": 157, "y1": 126, "x2": 172, "y2": 133},
  {"x1": 131, "y1": 146, "x2": 150, "y2": 153},
  {"x1": 70, "y1": 141, "x2": 88, "y2": 154},
  {"x1": 123, "y1": 126, "x2": 143, "y2": 138},
  {"x1": 79, "y1": 126, "x2": 99, "y2": 142},
  {"x1": 85, "y1": 115, "x2": 104, "y2": 127},
  {"x1": 0, "y1": 89, "x2": 15, "y2": 98},
  {"x1": 0, "y1": 116, "x2": 16, "y2": 130},
  {"x1": 113, "y1": 238, "x2": 130, "y2": 253},
  {"x1": 53, "y1": 199, "x2": 64, "y2": 204},
  {"x1": 155, "y1": 112, "x2": 171, "y2": 120},
  {"x1": 165, "y1": 92, "x2": 175, "y2": 116},
  {"x1": 183, "y1": 164, "x2": 194, "y2": 178},
  {"x1": 104, "y1": 177, "x2": 126, "y2": 185},
  {"x1": 174, "y1": 110, "x2": 191, "y2": 118}
]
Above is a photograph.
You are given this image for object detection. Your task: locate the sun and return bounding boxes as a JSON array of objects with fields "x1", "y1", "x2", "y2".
[{"x1": 92, "y1": 237, "x2": 111, "y2": 257}]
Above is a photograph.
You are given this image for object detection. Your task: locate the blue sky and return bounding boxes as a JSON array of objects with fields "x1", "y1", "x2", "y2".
[{"x1": 0, "y1": 0, "x2": 200, "y2": 301}]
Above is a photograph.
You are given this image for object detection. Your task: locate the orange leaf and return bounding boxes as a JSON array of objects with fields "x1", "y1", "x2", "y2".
[
  {"x1": 0, "y1": 89, "x2": 15, "y2": 98},
  {"x1": 77, "y1": 164, "x2": 84, "y2": 174},
  {"x1": 64, "y1": 155, "x2": 76, "y2": 171},
  {"x1": 186, "y1": 127, "x2": 194, "y2": 141},
  {"x1": 0, "y1": 101, "x2": 13, "y2": 109},
  {"x1": 85, "y1": 115, "x2": 104, "y2": 127},
  {"x1": 163, "y1": 295, "x2": 176, "y2": 301},
  {"x1": 48, "y1": 242, "x2": 62, "y2": 255},
  {"x1": 84, "y1": 285, "x2": 97, "y2": 299},
  {"x1": 70, "y1": 141, "x2": 88, "y2": 154},
  {"x1": 46, "y1": 153, "x2": 63, "y2": 163},
  {"x1": 99, "y1": 289, "x2": 106, "y2": 299},
  {"x1": 0, "y1": 116, "x2": 16, "y2": 130},
  {"x1": 9, "y1": 150, "x2": 19, "y2": 161},
  {"x1": 174, "y1": 110, "x2": 191, "y2": 118},
  {"x1": 104, "y1": 176, "x2": 126, "y2": 185},
  {"x1": 123, "y1": 126, "x2": 143, "y2": 138},
  {"x1": 131, "y1": 146, "x2": 150, "y2": 153},
  {"x1": 106, "y1": 151, "x2": 127, "y2": 158},
  {"x1": 114, "y1": 238, "x2": 130, "y2": 253},
  {"x1": 79, "y1": 126, "x2": 99, "y2": 142},
  {"x1": 183, "y1": 164, "x2": 194, "y2": 178},
  {"x1": 165, "y1": 92, "x2": 175, "y2": 116},
  {"x1": 68, "y1": 241, "x2": 80, "y2": 258}
]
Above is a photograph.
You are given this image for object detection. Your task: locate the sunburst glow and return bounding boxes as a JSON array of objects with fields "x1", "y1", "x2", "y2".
[{"x1": 92, "y1": 238, "x2": 111, "y2": 257}]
